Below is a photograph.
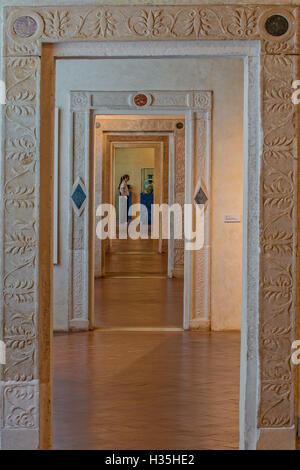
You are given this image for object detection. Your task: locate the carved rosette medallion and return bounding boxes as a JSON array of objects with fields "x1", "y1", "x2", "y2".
[
  {"x1": 70, "y1": 92, "x2": 89, "y2": 111},
  {"x1": 265, "y1": 14, "x2": 289, "y2": 37},
  {"x1": 130, "y1": 92, "x2": 153, "y2": 108},
  {"x1": 13, "y1": 16, "x2": 37, "y2": 38}
]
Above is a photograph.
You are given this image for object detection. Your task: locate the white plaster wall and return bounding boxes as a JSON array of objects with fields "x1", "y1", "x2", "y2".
[{"x1": 54, "y1": 56, "x2": 243, "y2": 331}]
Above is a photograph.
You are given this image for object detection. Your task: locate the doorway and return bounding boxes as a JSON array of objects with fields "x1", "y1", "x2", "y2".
[
  {"x1": 52, "y1": 54, "x2": 244, "y2": 449},
  {"x1": 3, "y1": 2, "x2": 295, "y2": 450},
  {"x1": 93, "y1": 118, "x2": 185, "y2": 330}
]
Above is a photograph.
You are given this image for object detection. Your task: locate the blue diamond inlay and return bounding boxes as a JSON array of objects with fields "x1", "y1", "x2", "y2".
[
  {"x1": 195, "y1": 187, "x2": 208, "y2": 206},
  {"x1": 72, "y1": 183, "x2": 86, "y2": 211}
]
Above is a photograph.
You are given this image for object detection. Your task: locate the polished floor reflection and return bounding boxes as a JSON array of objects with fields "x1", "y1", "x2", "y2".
[
  {"x1": 53, "y1": 330, "x2": 240, "y2": 450},
  {"x1": 104, "y1": 237, "x2": 167, "y2": 276},
  {"x1": 53, "y1": 237, "x2": 240, "y2": 449},
  {"x1": 95, "y1": 237, "x2": 183, "y2": 329}
]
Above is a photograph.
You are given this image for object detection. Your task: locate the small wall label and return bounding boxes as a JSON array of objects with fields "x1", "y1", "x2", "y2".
[{"x1": 224, "y1": 215, "x2": 241, "y2": 223}]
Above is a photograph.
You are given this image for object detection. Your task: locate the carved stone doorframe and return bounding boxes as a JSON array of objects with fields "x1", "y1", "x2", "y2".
[
  {"x1": 93, "y1": 127, "x2": 179, "y2": 280},
  {"x1": 106, "y1": 139, "x2": 168, "y2": 266},
  {"x1": 1, "y1": 4, "x2": 298, "y2": 450},
  {"x1": 70, "y1": 91, "x2": 212, "y2": 334}
]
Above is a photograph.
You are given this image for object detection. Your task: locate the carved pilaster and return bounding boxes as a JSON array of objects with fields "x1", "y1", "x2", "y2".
[
  {"x1": 258, "y1": 54, "x2": 298, "y2": 430},
  {"x1": 1, "y1": 56, "x2": 40, "y2": 447},
  {"x1": 69, "y1": 111, "x2": 91, "y2": 330}
]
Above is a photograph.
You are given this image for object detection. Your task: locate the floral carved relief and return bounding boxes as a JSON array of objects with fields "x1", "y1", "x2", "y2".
[
  {"x1": 259, "y1": 53, "x2": 298, "y2": 429},
  {"x1": 4, "y1": 6, "x2": 299, "y2": 56},
  {"x1": 3, "y1": 383, "x2": 38, "y2": 428},
  {"x1": 2, "y1": 54, "x2": 39, "y2": 388}
]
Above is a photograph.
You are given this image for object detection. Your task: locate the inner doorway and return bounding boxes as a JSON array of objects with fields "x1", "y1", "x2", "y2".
[
  {"x1": 53, "y1": 53, "x2": 245, "y2": 450},
  {"x1": 94, "y1": 116, "x2": 185, "y2": 330}
]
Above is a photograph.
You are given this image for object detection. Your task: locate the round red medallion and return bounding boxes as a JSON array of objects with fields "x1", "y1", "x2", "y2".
[{"x1": 134, "y1": 94, "x2": 148, "y2": 107}]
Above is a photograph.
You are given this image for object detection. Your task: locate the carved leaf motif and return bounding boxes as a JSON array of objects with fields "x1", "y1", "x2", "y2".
[
  {"x1": 262, "y1": 363, "x2": 292, "y2": 382},
  {"x1": 3, "y1": 309, "x2": 36, "y2": 379},
  {"x1": 4, "y1": 385, "x2": 37, "y2": 428},
  {"x1": 7, "y1": 136, "x2": 36, "y2": 164},
  {"x1": 264, "y1": 41, "x2": 294, "y2": 55},
  {"x1": 263, "y1": 279, "x2": 291, "y2": 303},
  {"x1": 184, "y1": 9, "x2": 211, "y2": 37},
  {"x1": 264, "y1": 88, "x2": 293, "y2": 114},
  {"x1": 4, "y1": 279, "x2": 35, "y2": 304},
  {"x1": 5, "y1": 231, "x2": 36, "y2": 255},
  {"x1": 5, "y1": 324, "x2": 35, "y2": 349},
  {"x1": 264, "y1": 136, "x2": 295, "y2": 162},
  {"x1": 230, "y1": 8, "x2": 257, "y2": 36},
  {"x1": 261, "y1": 230, "x2": 293, "y2": 255},
  {"x1": 8, "y1": 41, "x2": 40, "y2": 56},
  {"x1": 6, "y1": 90, "x2": 36, "y2": 117},
  {"x1": 5, "y1": 185, "x2": 35, "y2": 210},
  {"x1": 263, "y1": 170, "x2": 294, "y2": 216},
  {"x1": 260, "y1": 383, "x2": 291, "y2": 427},
  {"x1": 44, "y1": 10, "x2": 70, "y2": 38},
  {"x1": 7, "y1": 407, "x2": 36, "y2": 427},
  {"x1": 92, "y1": 10, "x2": 116, "y2": 37},
  {"x1": 271, "y1": 55, "x2": 294, "y2": 71},
  {"x1": 8, "y1": 57, "x2": 38, "y2": 72},
  {"x1": 130, "y1": 9, "x2": 166, "y2": 37},
  {"x1": 262, "y1": 325, "x2": 291, "y2": 351},
  {"x1": 78, "y1": 9, "x2": 117, "y2": 38},
  {"x1": 4, "y1": 220, "x2": 37, "y2": 269},
  {"x1": 263, "y1": 266, "x2": 292, "y2": 304}
]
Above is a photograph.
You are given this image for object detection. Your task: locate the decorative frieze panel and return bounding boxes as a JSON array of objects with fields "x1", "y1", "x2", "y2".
[
  {"x1": 4, "y1": 5, "x2": 299, "y2": 56},
  {"x1": 258, "y1": 54, "x2": 298, "y2": 429},
  {"x1": 71, "y1": 90, "x2": 212, "y2": 113},
  {"x1": 2, "y1": 56, "x2": 40, "y2": 386},
  {"x1": 2, "y1": 382, "x2": 38, "y2": 429}
]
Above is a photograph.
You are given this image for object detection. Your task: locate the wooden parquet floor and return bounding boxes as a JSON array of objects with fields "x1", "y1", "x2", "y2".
[
  {"x1": 53, "y1": 238, "x2": 240, "y2": 449},
  {"x1": 53, "y1": 331, "x2": 240, "y2": 450}
]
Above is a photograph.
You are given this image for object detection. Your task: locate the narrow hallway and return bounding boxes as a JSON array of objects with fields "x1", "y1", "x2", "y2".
[
  {"x1": 53, "y1": 237, "x2": 240, "y2": 450},
  {"x1": 95, "y1": 237, "x2": 183, "y2": 329}
]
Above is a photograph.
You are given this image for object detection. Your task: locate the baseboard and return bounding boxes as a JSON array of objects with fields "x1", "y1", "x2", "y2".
[
  {"x1": 256, "y1": 426, "x2": 296, "y2": 450},
  {"x1": 69, "y1": 319, "x2": 89, "y2": 331},
  {"x1": 190, "y1": 318, "x2": 210, "y2": 331}
]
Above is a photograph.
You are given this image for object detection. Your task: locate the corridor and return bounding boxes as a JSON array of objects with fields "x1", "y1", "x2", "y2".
[
  {"x1": 95, "y1": 237, "x2": 183, "y2": 329},
  {"x1": 53, "y1": 237, "x2": 240, "y2": 450}
]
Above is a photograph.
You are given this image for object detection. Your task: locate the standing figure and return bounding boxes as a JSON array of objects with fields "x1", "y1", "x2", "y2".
[{"x1": 118, "y1": 174, "x2": 130, "y2": 223}]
